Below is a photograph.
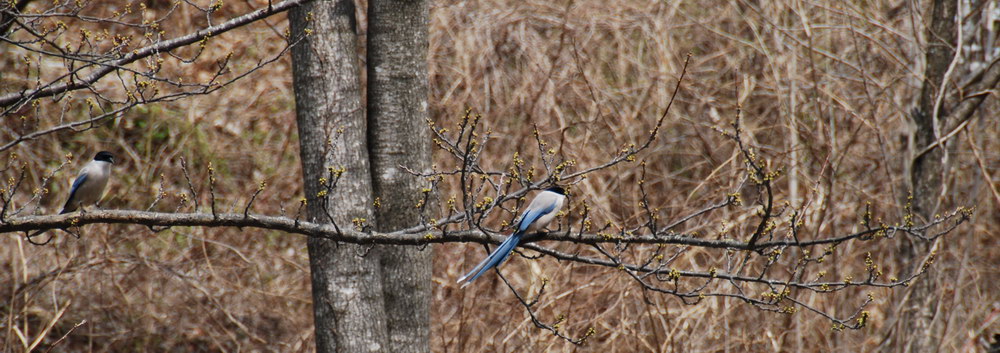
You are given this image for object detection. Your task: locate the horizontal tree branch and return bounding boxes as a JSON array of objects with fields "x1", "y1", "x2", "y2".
[{"x1": 2, "y1": 208, "x2": 967, "y2": 249}]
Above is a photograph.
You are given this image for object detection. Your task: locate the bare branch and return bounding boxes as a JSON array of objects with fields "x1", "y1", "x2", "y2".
[
  {"x1": 0, "y1": 0, "x2": 310, "y2": 108},
  {"x1": 2, "y1": 205, "x2": 969, "y2": 250}
]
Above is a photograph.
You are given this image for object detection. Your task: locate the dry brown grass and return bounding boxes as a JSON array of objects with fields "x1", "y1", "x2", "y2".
[{"x1": 1, "y1": 0, "x2": 998, "y2": 352}]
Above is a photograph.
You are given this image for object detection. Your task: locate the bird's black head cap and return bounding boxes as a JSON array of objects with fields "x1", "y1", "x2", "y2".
[
  {"x1": 545, "y1": 185, "x2": 565, "y2": 195},
  {"x1": 94, "y1": 151, "x2": 115, "y2": 164}
]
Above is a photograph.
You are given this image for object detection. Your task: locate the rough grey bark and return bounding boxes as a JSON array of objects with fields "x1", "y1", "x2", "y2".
[
  {"x1": 289, "y1": 2, "x2": 389, "y2": 352},
  {"x1": 366, "y1": 1, "x2": 433, "y2": 352},
  {"x1": 911, "y1": 0, "x2": 958, "y2": 222},
  {"x1": 900, "y1": 0, "x2": 957, "y2": 352}
]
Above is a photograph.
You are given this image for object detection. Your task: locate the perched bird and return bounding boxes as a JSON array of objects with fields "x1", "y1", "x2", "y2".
[
  {"x1": 27, "y1": 151, "x2": 115, "y2": 244},
  {"x1": 458, "y1": 186, "x2": 566, "y2": 287},
  {"x1": 59, "y1": 151, "x2": 115, "y2": 214}
]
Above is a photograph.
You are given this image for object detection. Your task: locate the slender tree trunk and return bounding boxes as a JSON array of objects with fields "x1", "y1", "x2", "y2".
[
  {"x1": 900, "y1": 0, "x2": 957, "y2": 352},
  {"x1": 289, "y1": 2, "x2": 389, "y2": 352},
  {"x1": 366, "y1": 1, "x2": 433, "y2": 352},
  {"x1": 912, "y1": 0, "x2": 958, "y2": 222}
]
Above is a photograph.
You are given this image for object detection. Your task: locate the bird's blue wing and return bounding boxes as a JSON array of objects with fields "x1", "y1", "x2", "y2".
[
  {"x1": 516, "y1": 202, "x2": 557, "y2": 233},
  {"x1": 69, "y1": 173, "x2": 88, "y2": 194},
  {"x1": 60, "y1": 173, "x2": 88, "y2": 214}
]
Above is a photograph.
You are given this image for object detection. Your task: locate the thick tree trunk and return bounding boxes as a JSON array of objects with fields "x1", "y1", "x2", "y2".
[
  {"x1": 289, "y1": 2, "x2": 389, "y2": 352},
  {"x1": 900, "y1": 0, "x2": 957, "y2": 352},
  {"x1": 366, "y1": 1, "x2": 433, "y2": 352}
]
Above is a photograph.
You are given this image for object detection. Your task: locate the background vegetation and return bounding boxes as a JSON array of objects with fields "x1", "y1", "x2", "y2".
[{"x1": 1, "y1": 0, "x2": 997, "y2": 351}]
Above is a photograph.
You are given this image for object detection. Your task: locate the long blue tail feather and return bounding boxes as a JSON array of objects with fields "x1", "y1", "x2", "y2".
[{"x1": 457, "y1": 231, "x2": 523, "y2": 287}]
